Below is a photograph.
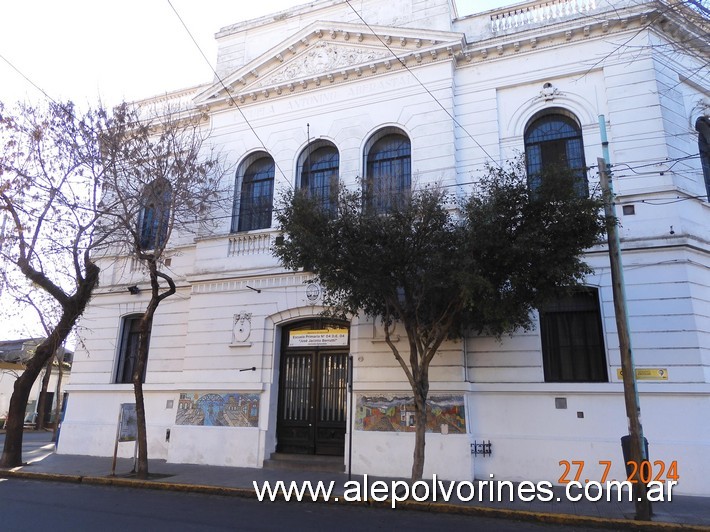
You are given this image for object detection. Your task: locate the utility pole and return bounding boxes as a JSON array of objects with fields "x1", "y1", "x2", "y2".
[{"x1": 597, "y1": 156, "x2": 651, "y2": 521}]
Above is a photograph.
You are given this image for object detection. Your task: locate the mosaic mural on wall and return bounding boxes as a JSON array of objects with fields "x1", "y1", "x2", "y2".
[
  {"x1": 355, "y1": 394, "x2": 466, "y2": 433},
  {"x1": 175, "y1": 392, "x2": 260, "y2": 427}
]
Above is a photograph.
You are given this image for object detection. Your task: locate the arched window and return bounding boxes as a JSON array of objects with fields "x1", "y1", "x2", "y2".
[
  {"x1": 115, "y1": 314, "x2": 149, "y2": 384},
  {"x1": 299, "y1": 143, "x2": 339, "y2": 214},
  {"x1": 138, "y1": 178, "x2": 171, "y2": 250},
  {"x1": 365, "y1": 130, "x2": 411, "y2": 213},
  {"x1": 524, "y1": 112, "x2": 587, "y2": 196},
  {"x1": 695, "y1": 116, "x2": 710, "y2": 201},
  {"x1": 234, "y1": 154, "x2": 275, "y2": 232}
]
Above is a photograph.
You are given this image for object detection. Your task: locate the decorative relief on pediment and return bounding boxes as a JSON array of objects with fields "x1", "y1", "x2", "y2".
[{"x1": 262, "y1": 41, "x2": 391, "y2": 86}]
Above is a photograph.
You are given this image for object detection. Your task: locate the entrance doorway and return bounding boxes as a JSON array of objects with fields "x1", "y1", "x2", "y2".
[{"x1": 276, "y1": 321, "x2": 349, "y2": 456}]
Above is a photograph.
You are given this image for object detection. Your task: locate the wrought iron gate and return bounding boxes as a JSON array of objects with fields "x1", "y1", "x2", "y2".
[{"x1": 277, "y1": 349, "x2": 348, "y2": 455}]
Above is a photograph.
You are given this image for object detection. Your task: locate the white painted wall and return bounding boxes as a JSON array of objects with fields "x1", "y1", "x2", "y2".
[{"x1": 60, "y1": 0, "x2": 709, "y2": 494}]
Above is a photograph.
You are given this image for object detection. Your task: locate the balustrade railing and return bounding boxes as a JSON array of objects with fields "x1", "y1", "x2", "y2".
[
  {"x1": 491, "y1": 0, "x2": 597, "y2": 33},
  {"x1": 227, "y1": 232, "x2": 273, "y2": 257}
]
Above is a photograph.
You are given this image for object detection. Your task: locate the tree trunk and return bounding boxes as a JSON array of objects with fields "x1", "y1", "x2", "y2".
[
  {"x1": 35, "y1": 360, "x2": 53, "y2": 430},
  {"x1": 1, "y1": 371, "x2": 37, "y2": 466},
  {"x1": 410, "y1": 382, "x2": 429, "y2": 481},
  {"x1": 133, "y1": 322, "x2": 151, "y2": 479},
  {"x1": 130, "y1": 263, "x2": 175, "y2": 479},
  {"x1": 0, "y1": 261, "x2": 99, "y2": 468},
  {"x1": 133, "y1": 379, "x2": 148, "y2": 478},
  {"x1": 51, "y1": 360, "x2": 65, "y2": 443}
]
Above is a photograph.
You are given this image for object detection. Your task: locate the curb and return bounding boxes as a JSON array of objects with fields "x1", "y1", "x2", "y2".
[
  {"x1": 1, "y1": 470, "x2": 708, "y2": 532},
  {"x1": 372, "y1": 499, "x2": 710, "y2": 531}
]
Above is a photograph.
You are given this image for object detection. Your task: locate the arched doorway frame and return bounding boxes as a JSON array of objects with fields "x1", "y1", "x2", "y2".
[{"x1": 261, "y1": 307, "x2": 351, "y2": 461}]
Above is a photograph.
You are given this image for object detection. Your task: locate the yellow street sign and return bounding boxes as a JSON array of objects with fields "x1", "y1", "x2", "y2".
[{"x1": 616, "y1": 368, "x2": 669, "y2": 381}]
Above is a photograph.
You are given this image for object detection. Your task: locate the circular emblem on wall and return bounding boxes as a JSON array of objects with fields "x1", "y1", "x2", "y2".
[
  {"x1": 232, "y1": 312, "x2": 252, "y2": 343},
  {"x1": 306, "y1": 282, "x2": 321, "y2": 303}
]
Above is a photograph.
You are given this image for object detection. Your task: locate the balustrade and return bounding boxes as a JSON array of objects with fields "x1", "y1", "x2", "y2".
[
  {"x1": 491, "y1": 0, "x2": 597, "y2": 33},
  {"x1": 227, "y1": 232, "x2": 273, "y2": 256}
]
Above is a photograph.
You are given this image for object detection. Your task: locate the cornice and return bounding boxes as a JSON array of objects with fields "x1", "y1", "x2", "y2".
[
  {"x1": 196, "y1": 6, "x2": 700, "y2": 113},
  {"x1": 455, "y1": 3, "x2": 708, "y2": 68},
  {"x1": 188, "y1": 272, "x2": 314, "y2": 293},
  {"x1": 195, "y1": 20, "x2": 465, "y2": 111}
]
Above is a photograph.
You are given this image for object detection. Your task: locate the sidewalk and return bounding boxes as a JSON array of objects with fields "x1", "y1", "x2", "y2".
[{"x1": 1, "y1": 432, "x2": 709, "y2": 531}]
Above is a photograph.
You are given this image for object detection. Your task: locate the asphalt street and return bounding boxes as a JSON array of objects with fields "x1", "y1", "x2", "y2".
[{"x1": 0, "y1": 478, "x2": 604, "y2": 532}]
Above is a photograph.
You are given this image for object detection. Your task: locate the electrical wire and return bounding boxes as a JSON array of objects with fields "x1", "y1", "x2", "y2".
[
  {"x1": 166, "y1": 0, "x2": 292, "y2": 187},
  {"x1": 343, "y1": 0, "x2": 500, "y2": 168}
]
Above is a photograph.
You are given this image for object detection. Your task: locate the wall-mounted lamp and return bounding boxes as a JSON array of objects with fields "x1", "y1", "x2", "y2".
[{"x1": 127, "y1": 285, "x2": 140, "y2": 295}]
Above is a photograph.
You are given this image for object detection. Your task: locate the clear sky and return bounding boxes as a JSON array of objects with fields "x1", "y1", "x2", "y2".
[{"x1": 0, "y1": 0, "x2": 511, "y2": 108}]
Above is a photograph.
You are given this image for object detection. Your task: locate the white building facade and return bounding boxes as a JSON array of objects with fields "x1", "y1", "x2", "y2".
[{"x1": 58, "y1": 0, "x2": 710, "y2": 495}]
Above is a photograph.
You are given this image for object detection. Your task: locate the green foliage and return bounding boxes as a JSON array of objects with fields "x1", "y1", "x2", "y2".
[
  {"x1": 275, "y1": 159, "x2": 605, "y2": 480},
  {"x1": 461, "y1": 161, "x2": 606, "y2": 336},
  {"x1": 275, "y1": 161, "x2": 605, "y2": 343}
]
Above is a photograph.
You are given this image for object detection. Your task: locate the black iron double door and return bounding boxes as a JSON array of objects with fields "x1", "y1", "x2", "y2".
[{"x1": 277, "y1": 347, "x2": 348, "y2": 456}]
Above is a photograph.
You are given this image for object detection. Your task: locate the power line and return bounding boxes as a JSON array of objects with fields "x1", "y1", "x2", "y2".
[
  {"x1": 615, "y1": 195, "x2": 707, "y2": 205},
  {"x1": 0, "y1": 52, "x2": 57, "y2": 105},
  {"x1": 343, "y1": 0, "x2": 500, "y2": 168},
  {"x1": 166, "y1": 0, "x2": 292, "y2": 187},
  {"x1": 168, "y1": 0, "x2": 500, "y2": 179}
]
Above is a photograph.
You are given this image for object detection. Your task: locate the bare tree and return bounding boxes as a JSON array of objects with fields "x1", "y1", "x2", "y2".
[
  {"x1": 0, "y1": 100, "x2": 105, "y2": 467},
  {"x1": 96, "y1": 102, "x2": 229, "y2": 479}
]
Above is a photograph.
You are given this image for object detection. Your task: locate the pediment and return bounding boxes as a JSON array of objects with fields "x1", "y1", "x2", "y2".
[
  {"x1": 195, "y1": 21, "x2": 465, "y2": 106},
  {"x1": 263, "y1": 41, "x2": 393, "y2": 86}
]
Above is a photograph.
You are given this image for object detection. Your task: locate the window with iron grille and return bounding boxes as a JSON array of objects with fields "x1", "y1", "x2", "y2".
[
  {"x1": 539, "y1": 288, "x2": 608, "y2": 383},
  {"x1": 115, "y1": 315, "x2": 149, "y2": 384},
  {"x1": 365, "y1": 133, "x2": 411, "y2": 213},
  {"x1": 300, "y1": 145, "x2": 339, "y2": 214},
  {"x1": 235, "y1": 156, "x2": 275, "y2": 232},
  {"x1": 524, "y1": 113, "x2": 588, "y2": 196},
  {"x1": 696, "y1": 116, "x2": 710, "y2": 201},
  {"x1": 138, "y1": 179, "x2": 171, "y2": 250}
]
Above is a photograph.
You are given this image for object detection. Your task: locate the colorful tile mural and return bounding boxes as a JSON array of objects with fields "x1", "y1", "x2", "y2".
[
  {"x1": 355, "y1": 394, "x2": 466, "y2": 433},
  {"x1": 175, "y1": 392, "x2": 260, "y2": 427}
]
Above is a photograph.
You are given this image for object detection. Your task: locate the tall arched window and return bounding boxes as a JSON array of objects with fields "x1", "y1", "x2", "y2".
[
  {"x1": 138, "y1": 178, "x2": 171, "y2": 250},
  {"x1": 695, "y1": 116, "x2": 710, "y2": 201},
  {"x1": 524, "y1": 112, "x2": 587, "y2": 196},
  {"x1": 299, "y1": 143, "x2": 339, "y2": 214},
  {"x1": 234, "y1": 154, "x2": 275, "y2": 232},
  {"x1": 115, "y1": 314, "x2": 149, "y2": 384},
  {"x1": 365, "y1": 130, "x2": 411, "y2": 213}
]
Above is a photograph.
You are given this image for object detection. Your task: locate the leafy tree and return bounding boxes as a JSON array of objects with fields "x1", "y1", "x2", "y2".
[
  {"x1": 274, "y1": 161, "x2": 606, "y2": 480},
  {"x1": 0, "y1": 101, "x2": 104, "y2": 467},
  {"x1": 96, "y1": 103, "x2": 228, "y2": 479}
]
